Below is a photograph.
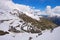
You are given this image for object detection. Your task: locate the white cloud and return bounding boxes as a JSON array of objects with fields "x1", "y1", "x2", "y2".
[
  {"x1": 0, "y1": 0, "x2": 34, "y2": 12},
  {"x1": 0, "y1": 0, "x2": 41, "y2": 20},
  {"x1": 0, "y1": 0, "x2": 60, "y2": 17},
  {"x1": 45, "y1": 6, "x2": 52, "y2": 14},
  {"x1": 52, "y1": 6, "x2": 60, "y2": 17},
  {"x1": 44, "y1": 6, "x2": 60, "y2": 17},
  {"x1": 52, "y1": 6, "x2": 60, "y2": 13}
]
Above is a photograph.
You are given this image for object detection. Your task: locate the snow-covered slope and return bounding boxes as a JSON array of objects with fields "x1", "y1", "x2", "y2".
[
  {"x1": 0, "y1": 0, "x2": 60, "y2": 40},
  {"x1": 0, "y1": 0, "x2": 59, "y2": 34}
]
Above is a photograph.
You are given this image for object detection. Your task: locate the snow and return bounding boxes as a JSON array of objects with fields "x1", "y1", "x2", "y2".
[
  {"x1": 0, "y1": 11, "x2": 19, "y2": 20},
  {"x1": 0, "y1": 0, "x2": 60, "y2": 40},
  {"x1": 0, "y1": 21, "x2": 10, "y2": 31},
  {"x1": 34, "y1": 27, "x2": 60, "y2": 40},
  {"x1": 23, "y1": 26, "x2": 28, "y2": 31},
  {"x1": 0, "y1": 10, "x2": 60, "y2": 40},
  {"x1": 0, "y1": 0, "x2": 41, "y2": 20},
  {"x1": 24, "y1": 12, "x2": 40, "y2": 20},
  {"x1": 0, "y1": 27, "x2": 60, "y2": 40}
]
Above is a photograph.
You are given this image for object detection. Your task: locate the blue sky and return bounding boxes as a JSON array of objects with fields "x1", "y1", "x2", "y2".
[{"x1": 13, "y1": 0, "x2": 60, "y2": 10}]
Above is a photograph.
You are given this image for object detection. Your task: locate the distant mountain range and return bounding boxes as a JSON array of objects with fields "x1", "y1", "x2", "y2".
[{"x1": 42, "y1": 15, "x2": 60, "y2": 26}]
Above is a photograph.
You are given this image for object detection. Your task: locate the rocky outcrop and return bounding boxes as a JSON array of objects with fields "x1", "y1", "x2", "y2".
[
  {"x1": 0, "y1": 30, "x2": 9, "y2": 36},
  {"x1": 18, "y1": 14, "x2": 58, "y2": 33}
]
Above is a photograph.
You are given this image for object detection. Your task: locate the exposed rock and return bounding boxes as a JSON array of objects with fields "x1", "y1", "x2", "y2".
[
  {"x1": 29, "y1": 37, "x2": 32, "y2": 40},
  {"x1": 0, "y1": 30, "x2": 9, "y2": 36},
  {"x1": 0, "y1": 19, "x2": 12, "y2": 24},
  {"x1": 19, "y1": 14, "x2": 58, "y2": 33},
  {"x1": 21, "y1": 22, "x2": 42, "y2": 33},
  {"x1": 8, "y1": 26, "x2": 20, "y2": 33}
]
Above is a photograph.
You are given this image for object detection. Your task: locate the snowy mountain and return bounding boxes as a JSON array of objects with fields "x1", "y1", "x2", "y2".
[
  {"x1": 0, "y1": 0, "x2": 59, "y2": 35},
  {"x1": 0, "y1": 0, "x2": 60, "y2": 40},
  {"x1": 0, "y1": 8, "x2": 58, "y2": 35}
]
